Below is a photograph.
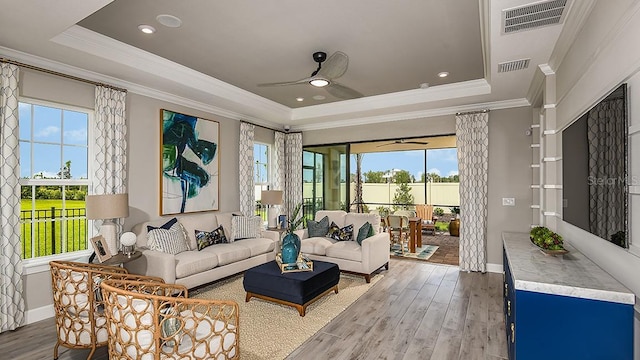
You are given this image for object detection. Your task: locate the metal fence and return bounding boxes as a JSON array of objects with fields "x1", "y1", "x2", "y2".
[{"x1": 20, "y1": 207, "x2": 87, "y2": 259}]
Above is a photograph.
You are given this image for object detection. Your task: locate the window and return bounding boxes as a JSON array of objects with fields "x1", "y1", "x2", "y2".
[
  {"x1": 254, "y1": 143, "x2": 271, "y2": 221},
  {"x1": 19, "y1": 100, "x2": 91, "y2": 260}
]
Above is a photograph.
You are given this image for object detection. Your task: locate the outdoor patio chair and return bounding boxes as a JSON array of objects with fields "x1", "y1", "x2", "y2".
[
  {"x1": 416, "y1": 204, "x2": 436, "y2": 235},
  {"x1": 387, "y1": 214, "x2": 410, "y2": 255},
  {"x1": 100, "y1": 279, "x2": 239, "y2": 359},
  {"x1": 49, "y1": 261, "x2": 165, "y2": 360}
]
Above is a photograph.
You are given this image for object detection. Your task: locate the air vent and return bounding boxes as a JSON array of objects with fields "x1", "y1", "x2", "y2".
[
  {"x1": 503, "y1": 0, "x2": 570, "y2": 34},
  {"x1": 498, "y1": 59, "x2": 531, "y2": 73}
]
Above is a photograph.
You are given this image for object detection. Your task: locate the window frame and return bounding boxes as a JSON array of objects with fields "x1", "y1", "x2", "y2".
[
  {"x1": 254, "y1": 142, "x2": 271, "y2": 188},
  {"x1": 18, "y1": 97, "x2": 95, "y2": 268}
]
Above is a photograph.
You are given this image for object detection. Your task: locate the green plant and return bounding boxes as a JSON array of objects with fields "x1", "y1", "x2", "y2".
[
  {"x1": 287, "y1": 203, "x2": 305, "y2": 234},
  {"x1": 610, "y1": 231, "x2": 626, "y2": 247},
  {"x1": 450, "y1": 206, "x2": 460, "y2": 216},
  {"x1": 529, "y1": 226, "x2": 564, "y2": 250},
  {"x1": 433, "y1": 207, "x2": 444, "y2": 217}
]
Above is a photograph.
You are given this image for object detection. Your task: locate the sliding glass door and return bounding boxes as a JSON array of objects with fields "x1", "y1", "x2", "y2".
[{"x1": 303, "y1": 145, "x2": 349, "y2": 218}]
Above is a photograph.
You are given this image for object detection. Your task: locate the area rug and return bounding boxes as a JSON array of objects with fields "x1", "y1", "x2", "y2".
[
  {"x1": 390, "y1": 243, "x2": 439, "y2": 261},
  {"x1": 191, "y1": 272, "x2": 382, "y2": 360}
]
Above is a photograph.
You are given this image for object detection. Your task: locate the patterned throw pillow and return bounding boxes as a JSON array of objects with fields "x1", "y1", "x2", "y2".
[
  {"x1": 356, "y1": 222, "x2": 374, "y2": 245},
  {"x1": 307, "y1": 216, "x2": 330, "y2": 237},
  {"x1": 147, "y1": 218, "x2": 191, "y2": 250},
  {"x1": 147, "y1": 226, "x2": 190, "y2": 255},
  {"x1": 195, "y1": 226, "x2": 228, "y2": 250},
  {"x1": 232, "y1": 215, "x2": 262, "y2": 240},
  {"x1": 327, "y1": 222, "x2": 354, "y2": 242}
]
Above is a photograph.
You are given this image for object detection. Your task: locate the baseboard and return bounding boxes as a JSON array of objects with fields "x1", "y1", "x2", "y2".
[
  {"x1": 486, "y1": 263, "x2": 503, "y2": 273},
  {"x1": 26, "y1": 304, "x2": 54, "y2": 324}
]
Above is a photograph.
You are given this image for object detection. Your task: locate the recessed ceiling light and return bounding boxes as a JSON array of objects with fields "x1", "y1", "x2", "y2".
[
  {"x1": 438, "y1": 71, "x2": 449, "y2": 78},
  {"x1": 296, "y1": 97, "x2": 304, "y2": 102},
  {"x1": 312, "y1": 95, "x2": 326, "y2": 100},
  {"x1": 138, "y1": 25, "x2": 156, "y2": 34},
  {"x1": 156, "y1": 14, "x2": 182, "y2": 28},
  {"x1": 309, "y1": 78, "x2": 329, "y2": 87}
]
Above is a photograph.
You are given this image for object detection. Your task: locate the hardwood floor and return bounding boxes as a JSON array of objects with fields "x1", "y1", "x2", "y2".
[{"x1": 0, "y1": 259, "x2": 507, "y2": 360}]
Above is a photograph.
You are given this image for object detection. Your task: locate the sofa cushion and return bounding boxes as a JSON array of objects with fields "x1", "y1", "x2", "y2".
[
  {"x1": 147, "y1": 225, "x2": 190, "y2": 255},
  {"x1": 327, "y1": 222, "x2": 354, "y2": 242},
  {"x1": 231, "y1": 215, "x2": 262, "y2": 240},
  {"x1": 307, "y1": 216, "x2": 330, "y2": 237},
  {"x1": 315, "y1": 210, "x2": 347, "y2": 229},
  {"x1": 201, "y1": 243, "x2": 251, "y2": 266},
  {"x1": 300, "y1": 237, "x2": 336, "y2": 256},
  {"x1": 325, "y1": 241, "x2": 363, "y2": 262},
  {"x1": 216, "y1": 213, "x2": 236, "y2": 242},
  {"x1": 345, "y1": 212, "x2": 381, "y2": 235},
  {"x1": 178, "y1": 213, "x2": 221, "y2": 250},
  {"x1": 233, "y1": 237, "x2": 276, "y2": 257},
  {"x1": 195, "y1": 226, "x2": 228, "y2": 250},
  {"x1": 174, "y1": 251, "x2": 220, "y2": 279}
]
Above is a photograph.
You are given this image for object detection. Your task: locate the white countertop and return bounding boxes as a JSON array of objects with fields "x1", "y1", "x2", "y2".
[{"x1": 503, "y1": 232, "x2": 635, "y2": 305}]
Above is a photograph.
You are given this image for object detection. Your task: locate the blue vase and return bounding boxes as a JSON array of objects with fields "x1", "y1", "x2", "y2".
[{"x1": 281, "y1": 233, "x2": 300, "y2": 264}]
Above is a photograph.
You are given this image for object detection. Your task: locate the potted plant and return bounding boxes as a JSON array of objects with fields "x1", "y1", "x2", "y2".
[
  {"x1": 529, "y1": 226, "x2": 567, "y2": 255},
  {"x1": 281, "y1": 203, "x2": 305, "y2": 264},
  {"x1": 449, "y1": 206, "x2": 460, "y2": 237}
]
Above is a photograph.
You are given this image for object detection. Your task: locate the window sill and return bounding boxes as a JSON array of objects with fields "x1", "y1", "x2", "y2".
[{"x1": 23, "y1": 250, "x2": 93, "y2": 275}]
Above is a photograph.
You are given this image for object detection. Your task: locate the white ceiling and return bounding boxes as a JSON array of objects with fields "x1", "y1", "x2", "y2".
[{"x1": 0, "y1": 0, "x2": 592, "y2": 131}]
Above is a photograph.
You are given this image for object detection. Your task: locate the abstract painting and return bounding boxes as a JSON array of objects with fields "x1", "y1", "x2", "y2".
[{"x1": 160, "y1": 109, "x2": 219, "y2": 215}]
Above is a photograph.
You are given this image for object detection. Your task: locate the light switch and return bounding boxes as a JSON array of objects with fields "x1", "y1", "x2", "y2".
[{"x1": 502, "y1": 198, "x2": 515, "y2": 206}]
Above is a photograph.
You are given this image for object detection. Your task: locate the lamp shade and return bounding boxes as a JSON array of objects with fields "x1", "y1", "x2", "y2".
[
  {"x1": 86, "y1": 193, "x2": 129, "y2": 220},
  {"x1": 261, "y1": 190, "x2": 283, "y2": 205}
]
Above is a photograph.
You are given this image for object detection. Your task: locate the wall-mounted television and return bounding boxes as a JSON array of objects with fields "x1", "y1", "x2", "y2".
[{"x1": 562, "y1": 84, "x2": 628, "y2": 248}]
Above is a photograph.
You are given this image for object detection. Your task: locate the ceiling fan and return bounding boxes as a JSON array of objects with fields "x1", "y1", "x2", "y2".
[
  {"x1": 257, "y1": 51, "x2": 363, "y2": 100},
  {"x1": 376, "y1": 139, "x2": 430, "y2": 148}
]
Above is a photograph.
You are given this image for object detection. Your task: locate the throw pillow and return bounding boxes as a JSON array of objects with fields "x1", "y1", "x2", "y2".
[
  {"x1": 327, "y1": 221, "x2": 354, "y2": 242},
  {"x1": 147, "y1": 221, "x2": 190, "y2": 255},
  {"x1": 307, "y1": 216, "x2": 330, "y2": 237},
  {"x1": 195, "y1": 226, "x2": 228, "y2": 250},
  {"x1": 147, "y1": 218, "x2": 191, "y2": 250},
  {"x1": 232, "y1": 215, "x2": 262, "y2": 240},
  {"x1": 356, "y1": 222, "x2": 374, "y2": 245}
]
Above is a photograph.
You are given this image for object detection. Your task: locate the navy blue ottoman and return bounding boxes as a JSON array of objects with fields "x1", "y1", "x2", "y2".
[{"x1": 243, "y1": 260, "x2": 340, "y2": 316}]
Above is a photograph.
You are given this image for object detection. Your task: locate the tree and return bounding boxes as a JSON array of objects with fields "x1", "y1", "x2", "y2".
[
  {"x1": 58, "y1": 160, "x2": 71, "y2": 179},
  {"x1": 364, "y1": 170, "x2": 386, "y2": 183},
  {"x1": 393, "y1": 169, "x2": 414, "y2": 184},
  {"x1": 393, "y1": 182, "x2": 414, "y2": 210}
]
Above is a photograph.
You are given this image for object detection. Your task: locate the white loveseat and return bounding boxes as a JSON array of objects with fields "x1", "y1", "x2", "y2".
[
  {"x1": 126, "y1": 212, "x2": 279, "y2": 289},
  {"x1": 295, "y1": 210, "x2": 390, "y2": 282}
]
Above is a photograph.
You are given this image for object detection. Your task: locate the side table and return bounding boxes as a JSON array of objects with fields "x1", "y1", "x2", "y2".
[{"x1": 96, "y1": 250, "x2": 142, "y2": 266}]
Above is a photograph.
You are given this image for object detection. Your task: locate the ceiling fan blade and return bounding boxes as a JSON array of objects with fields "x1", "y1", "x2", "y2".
[
  {"x1": 317, "y1": 51, "x2": 349, "y2": 80},
  {"x1": 257, "y1": 77, "x2": 312, "y2": 87},
  {"x1": 326, "y1": 82, "x2": 363, "y2": 99},
  {"x1": 375, "y1": 143, "x2": 394, "y2": 148},
  {"x1": 404, "y1": 141, "x2": 429, "y2": 145}
]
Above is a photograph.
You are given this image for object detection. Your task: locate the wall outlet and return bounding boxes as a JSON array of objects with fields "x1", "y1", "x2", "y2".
[{"x1": 502, "y1": 198, "x2": 515, "y2": 206}]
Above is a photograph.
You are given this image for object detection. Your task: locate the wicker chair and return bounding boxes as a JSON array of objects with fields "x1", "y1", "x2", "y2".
[
  {"x1": 100, "y1": 279, "x2": 239, "y2": 360},
  {"x1": 49, "y1": 261, "x2": 165, "y2": 360},
  {"x1": 387, "y1": 214, "x2": 410, "y2": 255}
]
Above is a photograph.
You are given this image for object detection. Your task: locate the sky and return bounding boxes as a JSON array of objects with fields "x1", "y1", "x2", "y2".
[
  {"x1": 350, "y1": 148, "x2": 458, "y2": 180},
  {"x1": 19, "y1": 103, "x2": 89, "y2": 179}
]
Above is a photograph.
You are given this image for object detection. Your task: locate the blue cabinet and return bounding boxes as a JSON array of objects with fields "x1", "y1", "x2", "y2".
[{"x1": 502, "y1": 233, "x2": 634, "y2": 360}]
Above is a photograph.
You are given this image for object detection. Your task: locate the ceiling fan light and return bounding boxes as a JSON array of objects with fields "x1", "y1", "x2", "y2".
[{"x1": 310, "y1": 78, "x2": 329, "y2": 87}]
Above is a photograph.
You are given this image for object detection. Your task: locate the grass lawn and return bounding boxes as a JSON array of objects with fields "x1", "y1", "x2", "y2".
[{"x1": 20, "y1": 199, "x2": 88, "y2": 259}]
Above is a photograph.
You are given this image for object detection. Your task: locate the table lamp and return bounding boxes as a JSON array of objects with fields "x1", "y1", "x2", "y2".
[
  {"x1": 86, "y1": 193, "x2": 129, "y2": 255},
  {"x1": 261, "y1": 190, "x2": 283, "y2": 229}
]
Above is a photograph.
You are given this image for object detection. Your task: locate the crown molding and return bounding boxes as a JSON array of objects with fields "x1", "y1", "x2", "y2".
[
  {"x1": 548, "y1": 0, "x2": 598, "y2": 71},
  {"x1": 291, "y1": 79, "x2": 492, "y2": 121},
  {"x1": 292, "y1": 98, "x2": 530, "y2": 132},
  {"x1": 51, "y1": 25, "x2": 291, "y2": 120},
  {"x1": 0, "y1": 45, "x2": 283, "y2": 129}
]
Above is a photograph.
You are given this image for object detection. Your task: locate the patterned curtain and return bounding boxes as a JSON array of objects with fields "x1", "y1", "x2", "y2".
[
  {"x1": 456, "y1": 111, "x2": 489, "y2": 272},
  {"x1": 93, "y1": 86, "x2": 127, "y2": 252},
  {"x1": 587, "y1": 99, "x2": 625, "y2": 240},
  {"x1": 238, "y1": 122, "x2": 255, "y2": 216},
  {"x1": 284, "y1": 133, "x2": 303, "y2": 217},
  {"x1": 273, "y1": 132, "x2": 286, "y2": 216},
  {"x1": 0, "y1": 63, "x2": 25, "y2": 332}
]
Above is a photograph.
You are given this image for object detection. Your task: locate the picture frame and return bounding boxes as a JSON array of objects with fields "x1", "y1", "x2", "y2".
[
  {"x1": 278, "y1": 215, "x2": 287, "y2": 229},
  {"x1": 90, "y1": 235, "x2": 112, "y2": 263},
  {"x1": 160, "y1": 109, "x2": 220, "y2": 215}
]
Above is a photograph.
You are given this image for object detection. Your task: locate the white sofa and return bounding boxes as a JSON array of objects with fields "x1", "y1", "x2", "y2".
[
  {"x1": 125, "y1": 212, "x2": 279, "y2": 289},
  {"x1": 295, "y1": 210, "x2": 390, "y2": 282}
]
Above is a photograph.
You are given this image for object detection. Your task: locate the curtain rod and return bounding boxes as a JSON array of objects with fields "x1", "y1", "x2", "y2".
[
  {"x1": 240, "y1": 120, "x2": 301, "y2": 134},
  {"x1": 455, "y1": 109, "x2": 490, "y2": 116},
  {"x1": 0, "y1": 57, "x2": 127, "y2": 93}
]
